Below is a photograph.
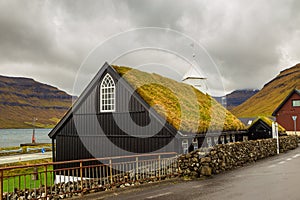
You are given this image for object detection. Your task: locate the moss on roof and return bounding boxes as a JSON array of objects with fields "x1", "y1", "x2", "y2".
[
  {"x1": 249, "y1": 116, "x2": 286, "y2": 133},
  {"x1": 113, "y1": 65, "x2": 246, "y2": 134}
]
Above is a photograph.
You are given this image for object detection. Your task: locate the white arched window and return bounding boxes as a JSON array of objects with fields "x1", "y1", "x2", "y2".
[{"x1": 100, "y1": 73, "x2": 115, "y2": 112}]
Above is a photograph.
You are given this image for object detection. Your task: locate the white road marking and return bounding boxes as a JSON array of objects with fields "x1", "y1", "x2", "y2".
[
  {"x1": 193, "y1": 185, "x2": 203, "y2": 188},
  {"x1": 278, "y1": 161, "x2": 285, "y2": 164},
  {"x1": 292, "y1": 154, "x2": 300, "y2": 158},
  {"x1": 146, "y1": 192, "x2": 172, "y2": 199},
  {"x1": 268, "y1": 164, "x2": 276, "y2": 168},
  {"x1": 286, "y1": 158, "x2": 292, "y2": 161}
]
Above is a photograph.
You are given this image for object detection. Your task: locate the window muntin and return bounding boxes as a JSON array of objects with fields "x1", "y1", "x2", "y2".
[
  {"x1": 100, "y1": 74, "x2": 115, "y2": 112},
  {"x1": 292, "y1": 100, "x2": 300, "y2": 107}
]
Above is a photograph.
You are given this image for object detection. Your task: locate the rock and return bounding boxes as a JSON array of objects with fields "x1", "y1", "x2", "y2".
[
  {"x1": 186, "y1": 154, "x2": 192, "y2": 158},
  {"x1": 3, "y1": 136, "x2": 298, "y2": 200},
  {"x1": 200, "y1": 166, "x2": 212, "y2": 176},
  {"x1": 190, "y1": 171, "x2": 199, "y2": 178},
  {"x1": 200, "y1": 157, "x2": 211, "y2": 163},
  {"x1": 124, "y1": 183, "x2": 131, "y2": 187},
  {"x1": 178, "y1": 136, "x2": 298, "y2": 179}
]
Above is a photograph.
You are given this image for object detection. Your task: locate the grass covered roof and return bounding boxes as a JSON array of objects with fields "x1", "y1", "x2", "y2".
[
  {"x1": 249, "y1": 116, "x2": 286, "y2": 133},
  {"x1": 113, "y1": 65, "x2": 246, "y2": 134}
]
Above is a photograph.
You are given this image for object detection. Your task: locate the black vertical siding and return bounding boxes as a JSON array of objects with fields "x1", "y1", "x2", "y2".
[
  {"x1": 54, "y1": 69, "x2": 178, "y2": 164},
  {"x1": 248, "y1": 120, "x2": 272, "y2": 140}
]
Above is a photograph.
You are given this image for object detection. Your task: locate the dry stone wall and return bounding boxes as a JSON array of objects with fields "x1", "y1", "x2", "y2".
[{"x1": 178, "y1": 136, "x2": 298, "y2": 178}]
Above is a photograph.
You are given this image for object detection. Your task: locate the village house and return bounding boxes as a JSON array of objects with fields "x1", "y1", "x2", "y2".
[
  {"x1": 272, "y1": 89, "x2": 300, "y2": 135},
  {"x1": 247, "y1": 116, "x2": 286, "y2": 140},
  {"x1": 48, "y1": 63, "x2": 246, "y2": 164}
]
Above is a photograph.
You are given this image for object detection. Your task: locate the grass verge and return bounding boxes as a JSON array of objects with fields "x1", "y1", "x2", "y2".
[{"x1": 1, "y1": 158, "x2": 53, "y2": 192}]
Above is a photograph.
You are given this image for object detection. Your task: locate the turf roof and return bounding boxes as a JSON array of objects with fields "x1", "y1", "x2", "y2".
[
  {"x1": 249, "y1": 116, "x2": 286, "y2": 133},
  {"x1": 113, "y1": 65, "x2": 246, "y2": 134}
]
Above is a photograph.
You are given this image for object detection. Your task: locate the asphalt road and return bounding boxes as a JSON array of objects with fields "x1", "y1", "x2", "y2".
[
  {"x1": 0, "y1": 152, "x2": 52, "y2": 165},
  {"x1": 83, "y1": 147, "x2": 300, "y2": 200}
]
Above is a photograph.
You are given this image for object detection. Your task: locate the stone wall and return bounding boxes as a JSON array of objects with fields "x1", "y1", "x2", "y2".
[{"x1": 178, "y1": 136, "x2": 298, "y2": 178}]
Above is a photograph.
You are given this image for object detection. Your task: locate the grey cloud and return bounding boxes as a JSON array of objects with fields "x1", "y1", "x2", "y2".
[{"x1": 0, "y1": 0, "x2": 299, "y2": 95}]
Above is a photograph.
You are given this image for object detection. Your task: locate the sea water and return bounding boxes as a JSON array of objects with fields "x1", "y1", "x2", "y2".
[{"x1": 0, "y1": 129, "x2": 51, "y2": 147}]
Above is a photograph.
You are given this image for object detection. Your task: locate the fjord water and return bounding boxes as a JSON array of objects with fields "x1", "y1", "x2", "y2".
[{"x1": 0, "y1": 129, "x2": 51, "y2": 147}]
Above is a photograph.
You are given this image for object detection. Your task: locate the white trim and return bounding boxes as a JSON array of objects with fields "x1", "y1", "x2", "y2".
[{"x1": 100, "y1": 73, "x2": 116, "y2": 112}]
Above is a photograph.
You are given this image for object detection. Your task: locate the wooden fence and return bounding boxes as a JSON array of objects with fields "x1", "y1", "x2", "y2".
[{"x1": 0, "y1": 152, "x2": 178, "y2": 200}]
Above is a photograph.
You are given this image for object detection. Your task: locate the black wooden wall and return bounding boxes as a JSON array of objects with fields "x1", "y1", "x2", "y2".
[
  {"x1": 248, "y1": 120, "x2": 272, "y2": 140},
  {"x1": 54, "y1": 68, "x2": 179, "y2": 163}
]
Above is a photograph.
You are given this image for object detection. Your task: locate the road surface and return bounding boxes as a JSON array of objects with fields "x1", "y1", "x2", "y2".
[
  {"x1": 0, "y1": 152, "x2": 52, "y2": 165},
  {"x1": 83, "y1": 147, "x2": 300, "y2": 200}
]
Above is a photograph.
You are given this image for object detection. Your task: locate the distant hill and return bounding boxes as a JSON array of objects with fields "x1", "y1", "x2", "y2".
[
  {"x1": 214, "y1": 89, "x2": 259, "y2": 110},
  {"x1": 0, "y1": 75, "x2": 73, "y2": 128},
  {"x1": 231, "y1": 63, "x2": 300, "y2": 117}
]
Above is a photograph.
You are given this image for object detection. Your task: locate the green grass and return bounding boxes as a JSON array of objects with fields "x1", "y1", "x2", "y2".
[
  {"x1": 0, "y1": 158, "x2": 52, "y2": 169},
  {"x1": 3, "y1": 166, "x2": 54, "y2": 192},
  {"x1": 24, "y1": 121, "x2": 56, "y2": 129},
  {"x1": 232, "y1": 63, "x2": 300, "y2": 117},
  {"x1": 249, "y1": 116, "x2": 286, "y2": 132},
  {"x1": 113, "y1": 65, "x2": 246, "y2": 133},
  {"x1": 1, "y1": 158, "x2": 53, "y2": 192},
  {"x1": 0, "y1": 144, "x2": 52, "y2": 151}
]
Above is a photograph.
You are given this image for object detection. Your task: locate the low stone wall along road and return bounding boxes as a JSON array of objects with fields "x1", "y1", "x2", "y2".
[{"x1": 82, "y1": 146, "x2": 300, "y2": 200}]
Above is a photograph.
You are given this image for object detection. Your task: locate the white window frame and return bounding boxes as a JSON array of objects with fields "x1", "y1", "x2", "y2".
[
  {"x1": 207, "y1": 137, "x2": 212, "y2": 147},
  {"x1": 292, "y1": 100, "x2": 300, "y2": 107},
  {"x1": 220, "y1": 136, "x2": 225, "y2": 144},
  {"x1": 214, "y1": 137, "x2": 219, "y2": 145},
  {"x1": 226, "y1": 135, "x2": 231, "y2": 143},
  {"x1": 182, "y1": 139, "x2": 188, "y2": 154},
  {"x1": 100, "y1": 73, "x2": 115, "y2": 112},
  {"x1": 232, "y1": 135, "x2": 235, "y2": 142},
  {"x1": 192, "y1": 138, "x2": 198, "y2": 150}
]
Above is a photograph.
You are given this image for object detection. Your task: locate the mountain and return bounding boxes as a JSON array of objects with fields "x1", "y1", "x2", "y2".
[
  {"x1": 231, "y1": 63, "x2": 300, "y2": 117},
  {"x1": 214, "y1": 89, "x2": 259, "y2": 110},
  {"x1": 0, "y1": 75, "x2": 73, "y2": 128}
]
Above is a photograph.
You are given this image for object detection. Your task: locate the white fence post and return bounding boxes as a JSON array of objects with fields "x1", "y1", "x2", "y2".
[{"x1": 272, "y1": 122, "x2": 279, "y2": 154}]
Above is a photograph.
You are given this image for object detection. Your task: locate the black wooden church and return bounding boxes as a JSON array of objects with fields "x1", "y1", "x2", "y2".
[{"x1": 49, "y1": 63, "x2": 245, "y2": 162}]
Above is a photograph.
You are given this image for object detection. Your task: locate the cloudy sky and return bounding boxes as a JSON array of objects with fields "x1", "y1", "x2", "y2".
[{"x1": 0, "y1": 0, "x2": 299, "y2": 96}]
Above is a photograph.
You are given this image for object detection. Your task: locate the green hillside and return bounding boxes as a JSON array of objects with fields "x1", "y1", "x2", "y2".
[
  {"x1": 113, "y1": 66, "x2": 245, "y2": 133},
  {"x1": 232, "y1": 63, "x2": 300, "y2": 117},
  {"x1": 0, "y1": 75, "x2": 73, "y2": 128}
]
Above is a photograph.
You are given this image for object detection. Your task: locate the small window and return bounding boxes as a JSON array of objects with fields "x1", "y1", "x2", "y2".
[
  {"x1": 220, "y1": 136, "x2": 225, "y2": 144},
  {"x1": 214, "y1": 137, "x2": 219, "y2": 145},
  {"x1": 232, "y1": 135, "x2": 235, "y2": 142},
  {"x1": 293, "y1": 100, "x2": 300, "y2": 107},
  {"x1": 182, "y1": 139, "x2": 188, "y2": 154},
  {"x1": 192, "y1": 138, "x2": 198, "y2": 150},
  {"x1": 100, "y1": 74, "x2": 115, "y2": 112},
  {"x1": 207, "y1": 137, "x2": 212, "y2": 147},
  {"x1": 226, "y1": 135, "x2": 231, "y2": 143}
]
